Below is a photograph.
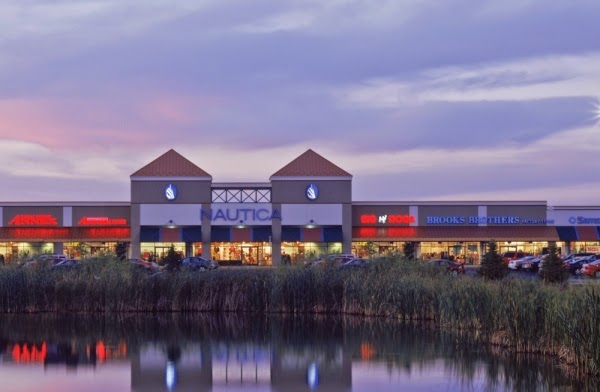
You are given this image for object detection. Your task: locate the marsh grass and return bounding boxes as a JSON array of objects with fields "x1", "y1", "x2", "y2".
[{"x1": 0, "y1": 254, "x2": 599, "y2": 376}]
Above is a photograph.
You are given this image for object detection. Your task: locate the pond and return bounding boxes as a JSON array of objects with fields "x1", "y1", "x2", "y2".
[{"x1": 0, "y1": 314, "x2": 593, "y2": 391}]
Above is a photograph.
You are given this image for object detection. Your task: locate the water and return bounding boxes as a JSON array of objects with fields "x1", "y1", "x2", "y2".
[{"x1": 0, "y1": 314, "x2": 593, "y2": 392}]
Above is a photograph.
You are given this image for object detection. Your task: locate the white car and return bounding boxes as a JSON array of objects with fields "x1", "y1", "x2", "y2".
[{"x1": 508, "y1": 256, "x2": 537, "y2": 270}]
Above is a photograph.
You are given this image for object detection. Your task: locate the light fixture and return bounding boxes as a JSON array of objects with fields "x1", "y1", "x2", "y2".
[
  {"x1": 306, "y1": 219, "x2": 317, "y2": 228},
  {"x1": 167, "y1": 219, "x2": 176, "y2": 229},
  {"x1": 237, "y1": 220, "x2": 246, "y2": 228}
]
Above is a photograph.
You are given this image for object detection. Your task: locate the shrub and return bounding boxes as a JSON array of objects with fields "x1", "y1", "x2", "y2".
[
  {"x1": 539, "y1": 245, "x2": 569, "y2": 284},
  {"x1": 478, "y1": 241, "x2": 508, "y2": 280}
]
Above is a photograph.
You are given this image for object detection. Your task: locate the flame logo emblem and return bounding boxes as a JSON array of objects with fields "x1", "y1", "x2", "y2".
[
  {"x1": 165, "y1": 184, "x2": 177, "y2": 201},
  {"x1": 306, "y1": 183, "x2": 319, "y2": 201}
]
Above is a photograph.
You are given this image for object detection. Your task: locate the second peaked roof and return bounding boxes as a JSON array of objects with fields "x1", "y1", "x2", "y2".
[
  {"x1": 270, "y1": 149, "x2": 352, "y2": 178},
  {"x1": 130, "y1": 149, "x2": 212, "y2": 178}
]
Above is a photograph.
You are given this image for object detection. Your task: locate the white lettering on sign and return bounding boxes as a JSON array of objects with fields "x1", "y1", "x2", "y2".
[{"x1": 378, "y1": 215, "x2": 388, "y2": 224}]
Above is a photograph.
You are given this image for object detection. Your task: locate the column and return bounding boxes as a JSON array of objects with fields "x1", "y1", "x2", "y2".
[
  {"x1": 342, "y1": 203, "x2": 352, "y2": 254},
  {"x1": 271, "y1": 203, "x2": 282, "y2": 266},
  {"x1": 201, "y1": 207, "x2": 212, "y2": 260},
  {"x1": 54, "y1": 242, "x2": 64, "y2": 255},
  {"x1": 130, "y1": 204, "x2": 141, "y2": 258}
]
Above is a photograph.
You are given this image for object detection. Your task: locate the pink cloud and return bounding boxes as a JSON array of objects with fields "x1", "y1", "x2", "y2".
[{"x1": 0, "y1": 92, "x2": 225, "y2": 150}]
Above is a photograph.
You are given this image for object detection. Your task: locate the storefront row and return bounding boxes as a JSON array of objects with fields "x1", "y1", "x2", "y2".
[{"x1": 6, "y1": 239, "x2": 596, "y2": 267}]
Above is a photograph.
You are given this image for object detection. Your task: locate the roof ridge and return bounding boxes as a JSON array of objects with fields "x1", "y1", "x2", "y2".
[
  {"x1": 270, "y1": 149, "x2": 352, "y2": 178},
  {"x1": 130, "y1": 149, "x2": 212, "y2": 178}
]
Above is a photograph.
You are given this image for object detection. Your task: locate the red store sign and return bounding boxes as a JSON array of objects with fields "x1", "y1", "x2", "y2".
[
  {"x1": 360, "y1": 214, "x2": 415, "y2": 225},
  {"x1": 8, "y1": 215, "x2": 58, "y2": 226},
  {"x1": 78, "y1": 216, "x2": 128, "y2": 226}
]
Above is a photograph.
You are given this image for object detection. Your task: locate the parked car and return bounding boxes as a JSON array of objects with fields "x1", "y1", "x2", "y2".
[
  {"x1": 181, "y1": 256, "x2": 219, "y2": 271},
  {"x1": 581, "y1": 260, "x2": 600, "y2": 277},
  {"x1": 309, "y1": 253, "x2": 355, "y2": 268},
  {"x1": 520, "y1": 257, "x2": 542, "y2": 272},
  {"x1": 338, "y1": 258, "x2": 369, "y2": 270},
  {"x1": 427, "y1": 259, "x2": 465, "y2": 276},
  {"x1": 508, "y1": 256, "x2": 538, "y2": 271},
  {"x1": 563, "y1": 252, "x2": 596, "y2": 262},
  {"x1": 501, "y1": 251, "x2": 532, "y2": 265},
  {"x1": 51, "y1": 259, "x2": 80, "y2": 270},
  {"x1": 128, "y1": 258, "x2": 160, "y2": 273}
]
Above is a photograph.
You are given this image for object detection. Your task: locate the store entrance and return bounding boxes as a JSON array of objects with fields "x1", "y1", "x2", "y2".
[{"x1": 212, "y1": 242, "x2": 272, "y2": 266}]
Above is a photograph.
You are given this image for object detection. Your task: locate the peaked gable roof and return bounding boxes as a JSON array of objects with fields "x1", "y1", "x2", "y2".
[
  {"x1": 270, "y1": 149, "x2": 352, "y2": 178},
  {"x1": 131, "y1": 149, "x2": 211, "y2": 178}
]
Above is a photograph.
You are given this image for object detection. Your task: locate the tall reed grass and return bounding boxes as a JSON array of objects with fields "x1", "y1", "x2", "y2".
[{"x1": 0, "y1": 254, "x2": 598, "y2": 377}]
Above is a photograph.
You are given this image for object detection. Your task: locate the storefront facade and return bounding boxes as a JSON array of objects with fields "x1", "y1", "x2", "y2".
[
  {"x1": 1, "y1": 149, "x2": 598, "y2": 265},
  {"x1": 0, "y1": 203, "x2": 130, "y2": 261}
]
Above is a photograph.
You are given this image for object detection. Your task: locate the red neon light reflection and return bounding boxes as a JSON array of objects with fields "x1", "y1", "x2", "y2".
[
  {"x1": 355, "y1": 227, "x2": 416, "y2": 238},
  {"x1": 8, "y1": 214, "x2": 58, "y2": 226},
  {"x1": 78, "y1": 216, "x2": 128, "y2": 226},
  {"x1": 359, "y1": 214, "x2": 415, "y2": 224}
]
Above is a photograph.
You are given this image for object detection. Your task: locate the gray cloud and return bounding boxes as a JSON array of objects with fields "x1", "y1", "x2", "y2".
[{"x1": 1, "y1": 0, "x2": 600, "y2": 201}]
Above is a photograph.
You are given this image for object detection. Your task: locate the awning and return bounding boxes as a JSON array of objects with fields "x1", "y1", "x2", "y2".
[
  {"x1": 281, "y1": 226, "x2": 343, "y2": 242},
  {"x1": 576, "y1": 226, "x2": 600, "y2": 241},
  {"x1": 556, "y1": 226, "x2": 578, "y2": 241},
  {"x1": 352, "y1": 226, "x2": 559, "y2": 242}
]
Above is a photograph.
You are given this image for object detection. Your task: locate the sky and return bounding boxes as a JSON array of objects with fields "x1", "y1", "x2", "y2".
[{"x1": 1, "y1": 0, "x2": 600, "y2": 205}]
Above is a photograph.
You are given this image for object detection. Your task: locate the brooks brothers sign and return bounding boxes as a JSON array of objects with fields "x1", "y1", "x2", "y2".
[{"x1": 426, "y1": 216, "x2": 555, "y2": 225}]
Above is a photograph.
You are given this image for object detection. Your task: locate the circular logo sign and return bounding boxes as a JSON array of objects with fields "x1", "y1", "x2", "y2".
[
  {"x1": 306, "y1": 183, "x2": 319, "y2": 201},
  {"x1": 568, "y1": 217, "x2": 576, "y2": 224},
  {"x1": 165, "y1": 184, "x2": 178, "y2": 201}
]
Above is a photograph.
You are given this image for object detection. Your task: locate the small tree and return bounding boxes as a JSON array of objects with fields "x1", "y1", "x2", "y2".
[
  {"x1": 403, "y1": 241, "x2": 416, "y2": 260},
  {"x1": 478, "y1": 240, "x2": 508, "y2": 280},
  {"x1": 114, "y1": 242, "x2": 128, "y2": 261},
  {"x1": 539, "y1": 244, "x2": 569, "y2": 284},
  {"x1": 163, "y1": 245, "x2": 182, "y2": 271}
]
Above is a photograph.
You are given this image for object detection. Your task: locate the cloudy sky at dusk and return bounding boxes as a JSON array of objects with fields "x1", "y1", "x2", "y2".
[{"x1": 1, "y1": 0, "x2": 600, "y2": 205}]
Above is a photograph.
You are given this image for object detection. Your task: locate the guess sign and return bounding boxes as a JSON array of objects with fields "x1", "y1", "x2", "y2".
[{"x1": 360, "y1": 214, "x2": 415, "y2": 225}]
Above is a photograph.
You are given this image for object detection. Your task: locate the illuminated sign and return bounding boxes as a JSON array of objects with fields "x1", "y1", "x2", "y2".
[
  {"x1": 306, "y1": 184, "x2": 319, "y2": 201},
  {"x1": 426, "y1": 216, "x2": 554, "y2": 225},
  {"x1": 201, "y1": 208, "x2": 282, "y2": 222},
  {"x1": 360, "y1": 214, "x2": 415, "y2": 225},
  {"x1": 8, "y1": 214, "x2": 58, "y2": 226},
  {"x1": 78, "y1": 228, "x2": 131, "y2": 239},
  {"x1": 78, "y1": 216, "x2": 128, "y2": 226},
  {"x1": 165, "y1": 184, "x2": 177, "y2": 201},
  {"x1": 2, "y1": 227, "x2": 130, "y2": 240},
  {"x1": 569, "y1": 216, "x2": 600, "y2": 224},
  {"x1": 6, "y1": 228, "x2": 70, "y2": 240}
]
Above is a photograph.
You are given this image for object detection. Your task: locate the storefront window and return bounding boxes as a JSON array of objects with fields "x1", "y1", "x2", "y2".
[
  {"x1": 420, "y1": 242, "x2": 481, "y2": 265},
  {"x1": 568, "y1": 242, "x2": 599, "y2": 254},
  {"x1": 64, "y1": 242, "x2": 120, "y2": 259},
  {"x1": 351, "y1": 242, "x2": 402, "y2": 258},
  {"x1": 281, "y1": 242, "x2": 342, "y2": 264},
  {"x1": 0, "y1": 242, "x2": 54, "y2": 263},
  {"x1": 140, "y1": 242, "x2": 185, "y2": 263}
]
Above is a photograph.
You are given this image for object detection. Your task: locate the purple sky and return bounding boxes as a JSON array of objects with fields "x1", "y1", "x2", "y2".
[{"x1": 1, "y1": 0, "x2": 600, "y2": 205}]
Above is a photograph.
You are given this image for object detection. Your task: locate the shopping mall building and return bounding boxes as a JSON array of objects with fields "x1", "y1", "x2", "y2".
[{"x1": 1, "y1": 149, "x2": 599, "y2": 265}]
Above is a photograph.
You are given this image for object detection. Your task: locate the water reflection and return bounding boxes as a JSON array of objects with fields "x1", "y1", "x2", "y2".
[{"x1": 0, "y1": 314, "x2": 595, "y2": 392}]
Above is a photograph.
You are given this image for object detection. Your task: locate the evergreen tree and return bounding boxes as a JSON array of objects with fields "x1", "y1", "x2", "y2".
[
  {"x1": 403, "y1": 241, "x2": 416, "y2": 260},
  {"x1": 478, "y1": 240, "x2": 508, "y2": 280},
  {"x1": 163, "y1": 245, "x2": 182, "y2": 271},
  {"x1": 539, "y1": 244, "x2": 569, "y2": 284}
]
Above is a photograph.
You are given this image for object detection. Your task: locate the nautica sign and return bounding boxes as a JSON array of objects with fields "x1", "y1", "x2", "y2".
[{"x1": 201, "y1": 208, "x2": 282, "y2": 222}]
